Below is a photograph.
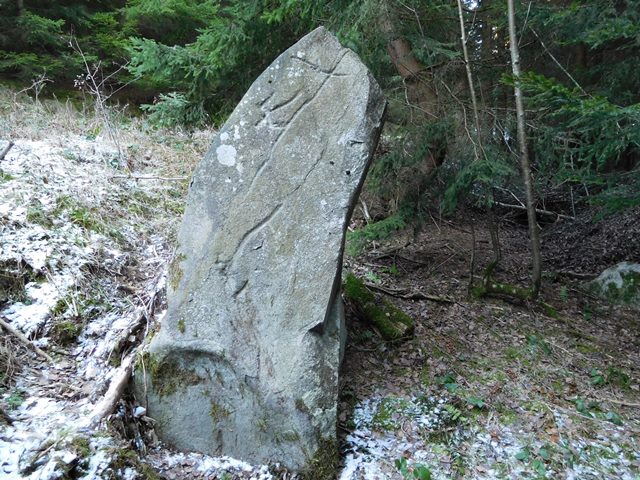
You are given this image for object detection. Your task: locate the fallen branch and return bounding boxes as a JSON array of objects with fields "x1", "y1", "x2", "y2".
[
  {"x1": 84, "y1": 353, "x2": 135, "y2": 427},
  {"x1": 369, "y1": 240, "x2": 412, "y2": 259},
  {"x1": 402, "y1": 291, "x2": 455, "y2": 303},
  {"x1": 0, "y1": 141, "x2": 14, "y2": 161},
  {"x1": 110, "y1": 174, "x2": 188, "y2": 181},
  {"x1": 554, "y1": 270, "x2": 598, "y2": 281},
  {"x1": 494, "y1": 201, "x2": 574, "y2": 220},
  {"x1": 602, "y1": 398, "x2": 640, "y2": 408},
  {"x1": 88, "y1": 273, "x2": 166, "y2": 425},
  {"x1": 0, "y1": 315, "x2": 53, "y2": 362},
  {"x1": 364, "y1": 282, "x2": 454, "y2": 303},
  {"x1": 107, "y1": 273, "x2": 165, "y2": 362}
]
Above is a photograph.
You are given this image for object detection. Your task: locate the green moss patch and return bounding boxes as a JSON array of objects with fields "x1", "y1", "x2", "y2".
[
  {"x1": 108, "y1": 448, "x2": 162, "y2": 480},
  {"x1": 141, "y1": 352, "x2": 204, "y2": 397},
  {"x1": 300, "y1": 437, "x2": 340, "y2": 480},
  {"x1": 51, "y1": 320, "x2": 83, "y2": 345},
  {"x1": 343, "y1": 273, "x2": 414, "y2": 341},
  {"x1": 168, "y1": 253, "x2": 186, "y2": 290}
]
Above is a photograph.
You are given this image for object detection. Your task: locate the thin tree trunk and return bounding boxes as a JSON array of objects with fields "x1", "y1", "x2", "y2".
[
  {"x1": 507, "y1": 0, "x2": 541, "y2": 298},
  {"x1": 456, "y1": 0, "x2": 483, "y2": 158}
]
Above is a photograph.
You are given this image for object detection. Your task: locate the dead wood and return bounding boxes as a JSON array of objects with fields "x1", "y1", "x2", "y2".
[
  {"x1": 0, "y1": 141, "x2": 14, "y2": 161},
  {"x1": 0, "y1": 406, "x2": 15, "y2": 425},
  {"x1": 364, "y1": 282, "x2": 453, "y2": 303},
  {"x1": 0, "y1": 315, "x2": 53, "y2": 362},
  {"x1": 495, "y1": 201, "x2": 574, "y2": 221},
  {"x1": 85, "y1": 353, "x2": 135, "y2": 427}
]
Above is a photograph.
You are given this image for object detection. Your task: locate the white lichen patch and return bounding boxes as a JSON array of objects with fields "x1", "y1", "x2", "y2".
[{"x1": 216, "y1": 144, "x2": 237, "y2": 167}]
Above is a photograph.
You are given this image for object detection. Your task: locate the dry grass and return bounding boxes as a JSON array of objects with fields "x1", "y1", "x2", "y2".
[{"x1": 0, "y1": 85, "x2": 210, "y2": 178}]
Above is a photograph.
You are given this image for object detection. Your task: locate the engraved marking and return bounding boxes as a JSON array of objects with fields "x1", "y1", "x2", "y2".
[
  {"x1": 232, "y1": 279, "x2": 249, "y2": 298},
  {"x1": 228, "y1": 203, "x2": 283, "y2": 266},
  {"x1": 292, "y1": 52, "x2": 351, "y2": 77}
]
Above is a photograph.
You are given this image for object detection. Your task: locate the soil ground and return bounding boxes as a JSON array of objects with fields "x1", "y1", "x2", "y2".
[{"x1": 338, "y1": 211, "x2": 639, "y2": 479}]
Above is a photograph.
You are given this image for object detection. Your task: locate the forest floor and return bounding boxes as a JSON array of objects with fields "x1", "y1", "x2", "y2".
[{"x1": 0, "y1": 90, "x2": 638, "y2": 480}]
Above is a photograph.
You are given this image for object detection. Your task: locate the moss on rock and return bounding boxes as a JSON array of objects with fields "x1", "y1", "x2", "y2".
[
  {"x1": 343, "y1": 273, "x2": 414, "y2": 341},
  {"x1": 139, "y1": 352, "x2": 203, "y2": 397},
  {"x1": 168, "y1": 253, "x2": 186, "y2": 291}
]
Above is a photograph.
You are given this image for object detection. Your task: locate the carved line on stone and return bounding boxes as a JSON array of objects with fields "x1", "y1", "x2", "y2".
[
  {"x1": 269, "y1": 49, "x2": 350, "y2": 154},
  {"x1": 286, "y1": 141, "x2": 327, "y2": 198},
  {"x1": 292, "y1": 56, "x2": 351, "y2": 77},
  {"x1": 257, "y1": 91, "x2": 274, "y2": 107},
  {"x1": 254, "y1": 91, "x2": 276, "y2": 127},
  {"x1": 228, "y1": 203, "x2": 283, "y2": 267},
  {"x1": 248, "y1": 51, "x2": 349, "y2": 201},
  {"x1": 269, "y1": 89, "x2": 304, "y2": 114},
  {"x1": 232, "y1": 279, "x2": 249, "y2": 298}
]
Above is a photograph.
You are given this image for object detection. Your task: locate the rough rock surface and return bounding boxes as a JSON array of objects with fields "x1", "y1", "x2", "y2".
[
  {"x1": 134, "y1": 27, "x2": 385, "y2": 470},
  {"x1": 589, "y1": 262, "x2": 640, "y2": 304}
]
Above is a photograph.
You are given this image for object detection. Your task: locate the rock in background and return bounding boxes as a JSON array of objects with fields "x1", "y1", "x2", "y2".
[
  {"x1": 134, "y1": 27, "x2": 385, "y2": 472},
  {"x1": 588, "y1": 262, "x2": 640, "y2": 305}
]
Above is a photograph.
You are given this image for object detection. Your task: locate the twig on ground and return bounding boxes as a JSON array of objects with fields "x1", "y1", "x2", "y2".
[
  {"x1": 110, "y1": 175, "x2": 188, "y2": 181},
  {"x1": 370, "y1": 240, "x2": 412, "y2": 259},
  {"x1": 0, "y1": 141, "x2": 14, "y2": 161},
  {"x1": 396, "y1": 254, "x2": 430, "y2": 266},
  {"x1": 0, "y1": 316, "x2": 53, "y2": 362},
  {"x1": 364, "y1": 282, "x2": 454, "y2": 303},
  {"x1": 599, "y1": 397, "x2": 640, "y2": 408},
  {"x1": 494, "y1": 201, "x2": 574, "y2": 220}
]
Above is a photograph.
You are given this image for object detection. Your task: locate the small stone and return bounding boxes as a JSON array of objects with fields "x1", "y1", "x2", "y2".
[{"x1": 133, "y1": 406, "x2": 146, "y2": 418}]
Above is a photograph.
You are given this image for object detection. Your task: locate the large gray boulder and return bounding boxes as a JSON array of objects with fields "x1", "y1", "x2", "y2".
[{"x1": 134, "y1": 27, "x2": 385, "y2": 471}]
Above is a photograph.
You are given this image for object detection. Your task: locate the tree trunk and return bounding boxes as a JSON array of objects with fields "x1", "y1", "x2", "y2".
[
  {"x1": 507, "y1": 0, "x2": 541, "y2": 298},
  {"x1": 378, "y1": 3, "x2": 445, "y2": 193},
  {"x1": 456, "y1": 0, "x2": 483, "y2": 158}
]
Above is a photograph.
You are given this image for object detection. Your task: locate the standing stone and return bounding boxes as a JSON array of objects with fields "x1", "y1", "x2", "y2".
[{"x1": 134, "y1": 26, "x2": 385, "y2": 471}]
